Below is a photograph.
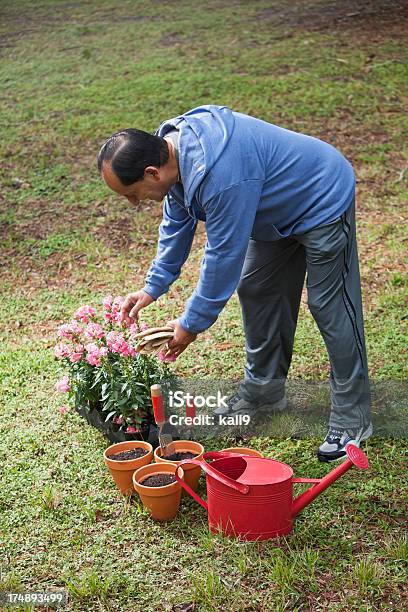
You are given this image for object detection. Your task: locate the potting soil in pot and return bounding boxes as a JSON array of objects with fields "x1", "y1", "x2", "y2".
[
  {"x1": 142, "y1": 474, "x2": 176, "y2": 487},
  {"x1": 109, "y1": 448, "x2": 149, "y2": 461},
  {"x1": 163, "y1": 451, "x2": 198, "y2": 461}
]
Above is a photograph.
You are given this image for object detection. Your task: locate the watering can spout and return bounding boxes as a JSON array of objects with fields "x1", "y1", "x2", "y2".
[{"x1": 291, "y1": 444, "x2": 369, "y2": 518}]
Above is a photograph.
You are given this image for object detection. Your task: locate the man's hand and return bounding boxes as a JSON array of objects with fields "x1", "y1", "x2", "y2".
[
  {"x1": 165, "y1": 319, "x2": 197, "y2": 358},
  {"x1": 120, "y1": 290, "x2": 154, "y2": 325}
]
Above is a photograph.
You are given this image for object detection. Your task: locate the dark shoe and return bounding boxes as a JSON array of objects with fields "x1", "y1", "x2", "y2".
[
  {"x1": 317, "y1": 422, "x2": 373, "y2": 462},
  {"x1": 213, "y1": 393, "x2": 287, "y2": 418}
]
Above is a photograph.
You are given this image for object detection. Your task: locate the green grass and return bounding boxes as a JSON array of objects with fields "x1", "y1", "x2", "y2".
[{"x1": 1, "y1": 0, "x2": 407, "y2": 610}]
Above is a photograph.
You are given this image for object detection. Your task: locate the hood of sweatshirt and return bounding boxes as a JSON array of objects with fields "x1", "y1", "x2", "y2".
[{"x1": 155, "y1": 105, "x2": 235, "y2": 210}]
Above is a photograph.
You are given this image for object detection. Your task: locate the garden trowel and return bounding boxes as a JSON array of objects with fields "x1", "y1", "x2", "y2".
[{"x1": 150, "y1": 384, "x2": 175, "y2": 457}]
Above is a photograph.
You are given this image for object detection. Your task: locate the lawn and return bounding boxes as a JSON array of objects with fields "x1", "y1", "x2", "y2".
[{"x1": 0, "y1": 0, "x2": 407, "y2": 610}]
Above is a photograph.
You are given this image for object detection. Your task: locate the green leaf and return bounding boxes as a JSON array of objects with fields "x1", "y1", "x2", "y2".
[
  {"x1": 118, "y1": 397, "x2": 130, "y2": 406},
  {"x1": 90, "y1": 377, "x2": 101, "y2": 389},
  {"x1": 101, "y1": 387, "x2": 111, "y2": 400}
]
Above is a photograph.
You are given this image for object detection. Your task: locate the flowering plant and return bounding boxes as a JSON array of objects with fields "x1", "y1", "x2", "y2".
[{"x1": 54, "y1": 296, "x2": 174, "y2": 434}]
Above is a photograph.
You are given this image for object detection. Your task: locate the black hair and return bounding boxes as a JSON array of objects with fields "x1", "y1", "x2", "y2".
[{"x1": 97, "y1": 128, "x2": 169, "y2": 185}]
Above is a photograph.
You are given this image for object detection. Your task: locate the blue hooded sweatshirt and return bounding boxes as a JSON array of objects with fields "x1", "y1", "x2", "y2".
[{"x1": 142, "y1": 105, "x2": 355, "y2": 334}]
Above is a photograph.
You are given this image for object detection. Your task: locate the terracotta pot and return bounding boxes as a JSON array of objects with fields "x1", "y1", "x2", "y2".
[
  {"x1": 103, "y1": 441, "x2": 153, "y2": 496},
  {"x1": 154, "y1": 440, "x2": 204, "y2": 492},
  {"x1": 133, "y1": 463, "x2": 184, "y2": 521},
  {"x1": 221, "y1": 446, "x2": 264, "y2": 458}
]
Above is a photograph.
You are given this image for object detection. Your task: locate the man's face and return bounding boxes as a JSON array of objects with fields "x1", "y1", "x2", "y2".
[{"x1": 101, "y1": 161, "x2": 172, "y2": 207}]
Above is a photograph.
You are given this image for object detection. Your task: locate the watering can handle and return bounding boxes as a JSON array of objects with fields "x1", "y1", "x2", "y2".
[
  {"x1": 175, "y1": 463, "x2": 209, "y2": 511},
  {"x1": 175, "y1": 456, "x2": 250, "y2": 510},
  {"x1": 201, "y1": 452, "x2": 251, "y2": 492},
  {"x1": 180, "y1": 457, "x2": 249, "y2": 494}
]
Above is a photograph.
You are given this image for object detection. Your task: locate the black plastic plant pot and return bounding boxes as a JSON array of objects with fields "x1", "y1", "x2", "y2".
[
  {"x1": 105, "y1": 423, "x2": 160, "y2": 447},
  {"x1": 74, "y1": 404, "x2": 161, "y2": 448},
  {"x1": 75, "y1": 404, "x2": 92, "y2": 425},
  {"x1": 88, "y1": 407, "x2": 106, "y2": 430}
]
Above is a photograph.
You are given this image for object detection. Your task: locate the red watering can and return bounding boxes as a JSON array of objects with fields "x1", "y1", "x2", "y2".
[{"x1": 175, "y1": 445, "x2": 369, "y2": 541}]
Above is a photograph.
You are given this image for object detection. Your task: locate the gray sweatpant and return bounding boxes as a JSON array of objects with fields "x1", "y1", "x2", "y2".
[{"x1": 237, "y1": 199, "x2": 371, "y2": 429}]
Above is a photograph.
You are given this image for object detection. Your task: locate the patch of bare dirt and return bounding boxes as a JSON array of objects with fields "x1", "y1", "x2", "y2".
[
  {"x1": 159, "y1": 32, "x2": 185, "y2": 47},
  {"x1": 2, "y1": 0, "x2": 407, "y2": 53},
  {"x1": 0, "y1": 1, "x2": 159, "y2": 52},
  {"x1": 254, "y1": 0, "x2": 408, "y2": 36},
  {"x1": 88, "y1": 200, "x2": 163, "y2": 250}
]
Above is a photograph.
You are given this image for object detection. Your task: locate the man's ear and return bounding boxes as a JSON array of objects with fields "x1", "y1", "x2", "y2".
[{"x1": 144, "y1": 166, "x2": 160, "y2": 181}]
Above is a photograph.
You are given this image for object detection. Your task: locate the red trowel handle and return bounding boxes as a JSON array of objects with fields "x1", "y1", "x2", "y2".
[
  {"x1": 151, "y1": 384, "x2": 165, "y2": 424},
  {"x1": 186, "y1": 397, "x2": 196, "y2": 419}
]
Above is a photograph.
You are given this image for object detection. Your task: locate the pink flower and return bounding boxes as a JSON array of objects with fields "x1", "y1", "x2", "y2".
[
  {"x1": 157, "y1": 349, "x2": 177, "y2": 363},
  {"x1": 57, "y1": 323, "x2": 72, "y2": 339},
  {"x1": 111, "y1": 296, "x2": 125, "y2": 324},
  {"x1": 85, "y1": 343, "x2": 107, "y2": 367},
  {"x1": 102, "y1": 295, "x2": 113, "y2": 310},
  {"x1": 58, "y1": 405, "x2": 68, "y2": 415},
  {"x1": 113, "y1": 416, "x2": 124, "y2": 425},
  {"x1": 103, "y1": 312, "x2": 112, "y2": 323},
  {"x1": 85, "y1": 323, "x2": 104, "y2": 340},
  {"x1": 86, "y1": 355, "x2": 101, "y2": 367},
  {"x1": 57, "y1": 320, "x2": 83, "y2": 339},
  {"x1": 125, "y1": 425, "x2": 138, "y2": 433},
  {"x1": 55, "y1": 376, "x2": 70, "y2": 393},
  {"x1": 106, "y1": 331, "x2": 134, "y2": 356},
  {"x1": 106, "y1": 331, "x2": 119, "y2": 350},
  {"x1": 129, "y1": 323, "x2": 139, "y2": 337},
  {"x1": 54, "y1": 343, "x2": 71, "y2": 359},
  {"x1": 110, "y1": 310, "x2": 121, "y2": 325},
  {"x1": 129, "y1": 321, "x2": 148, "y2": 337},
  {"x1": 74, "y1": 305, "x2": 96, "y2": 324},
  {"x1": 69, "y1": 344, "x2": 84, "y2": 363}
]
